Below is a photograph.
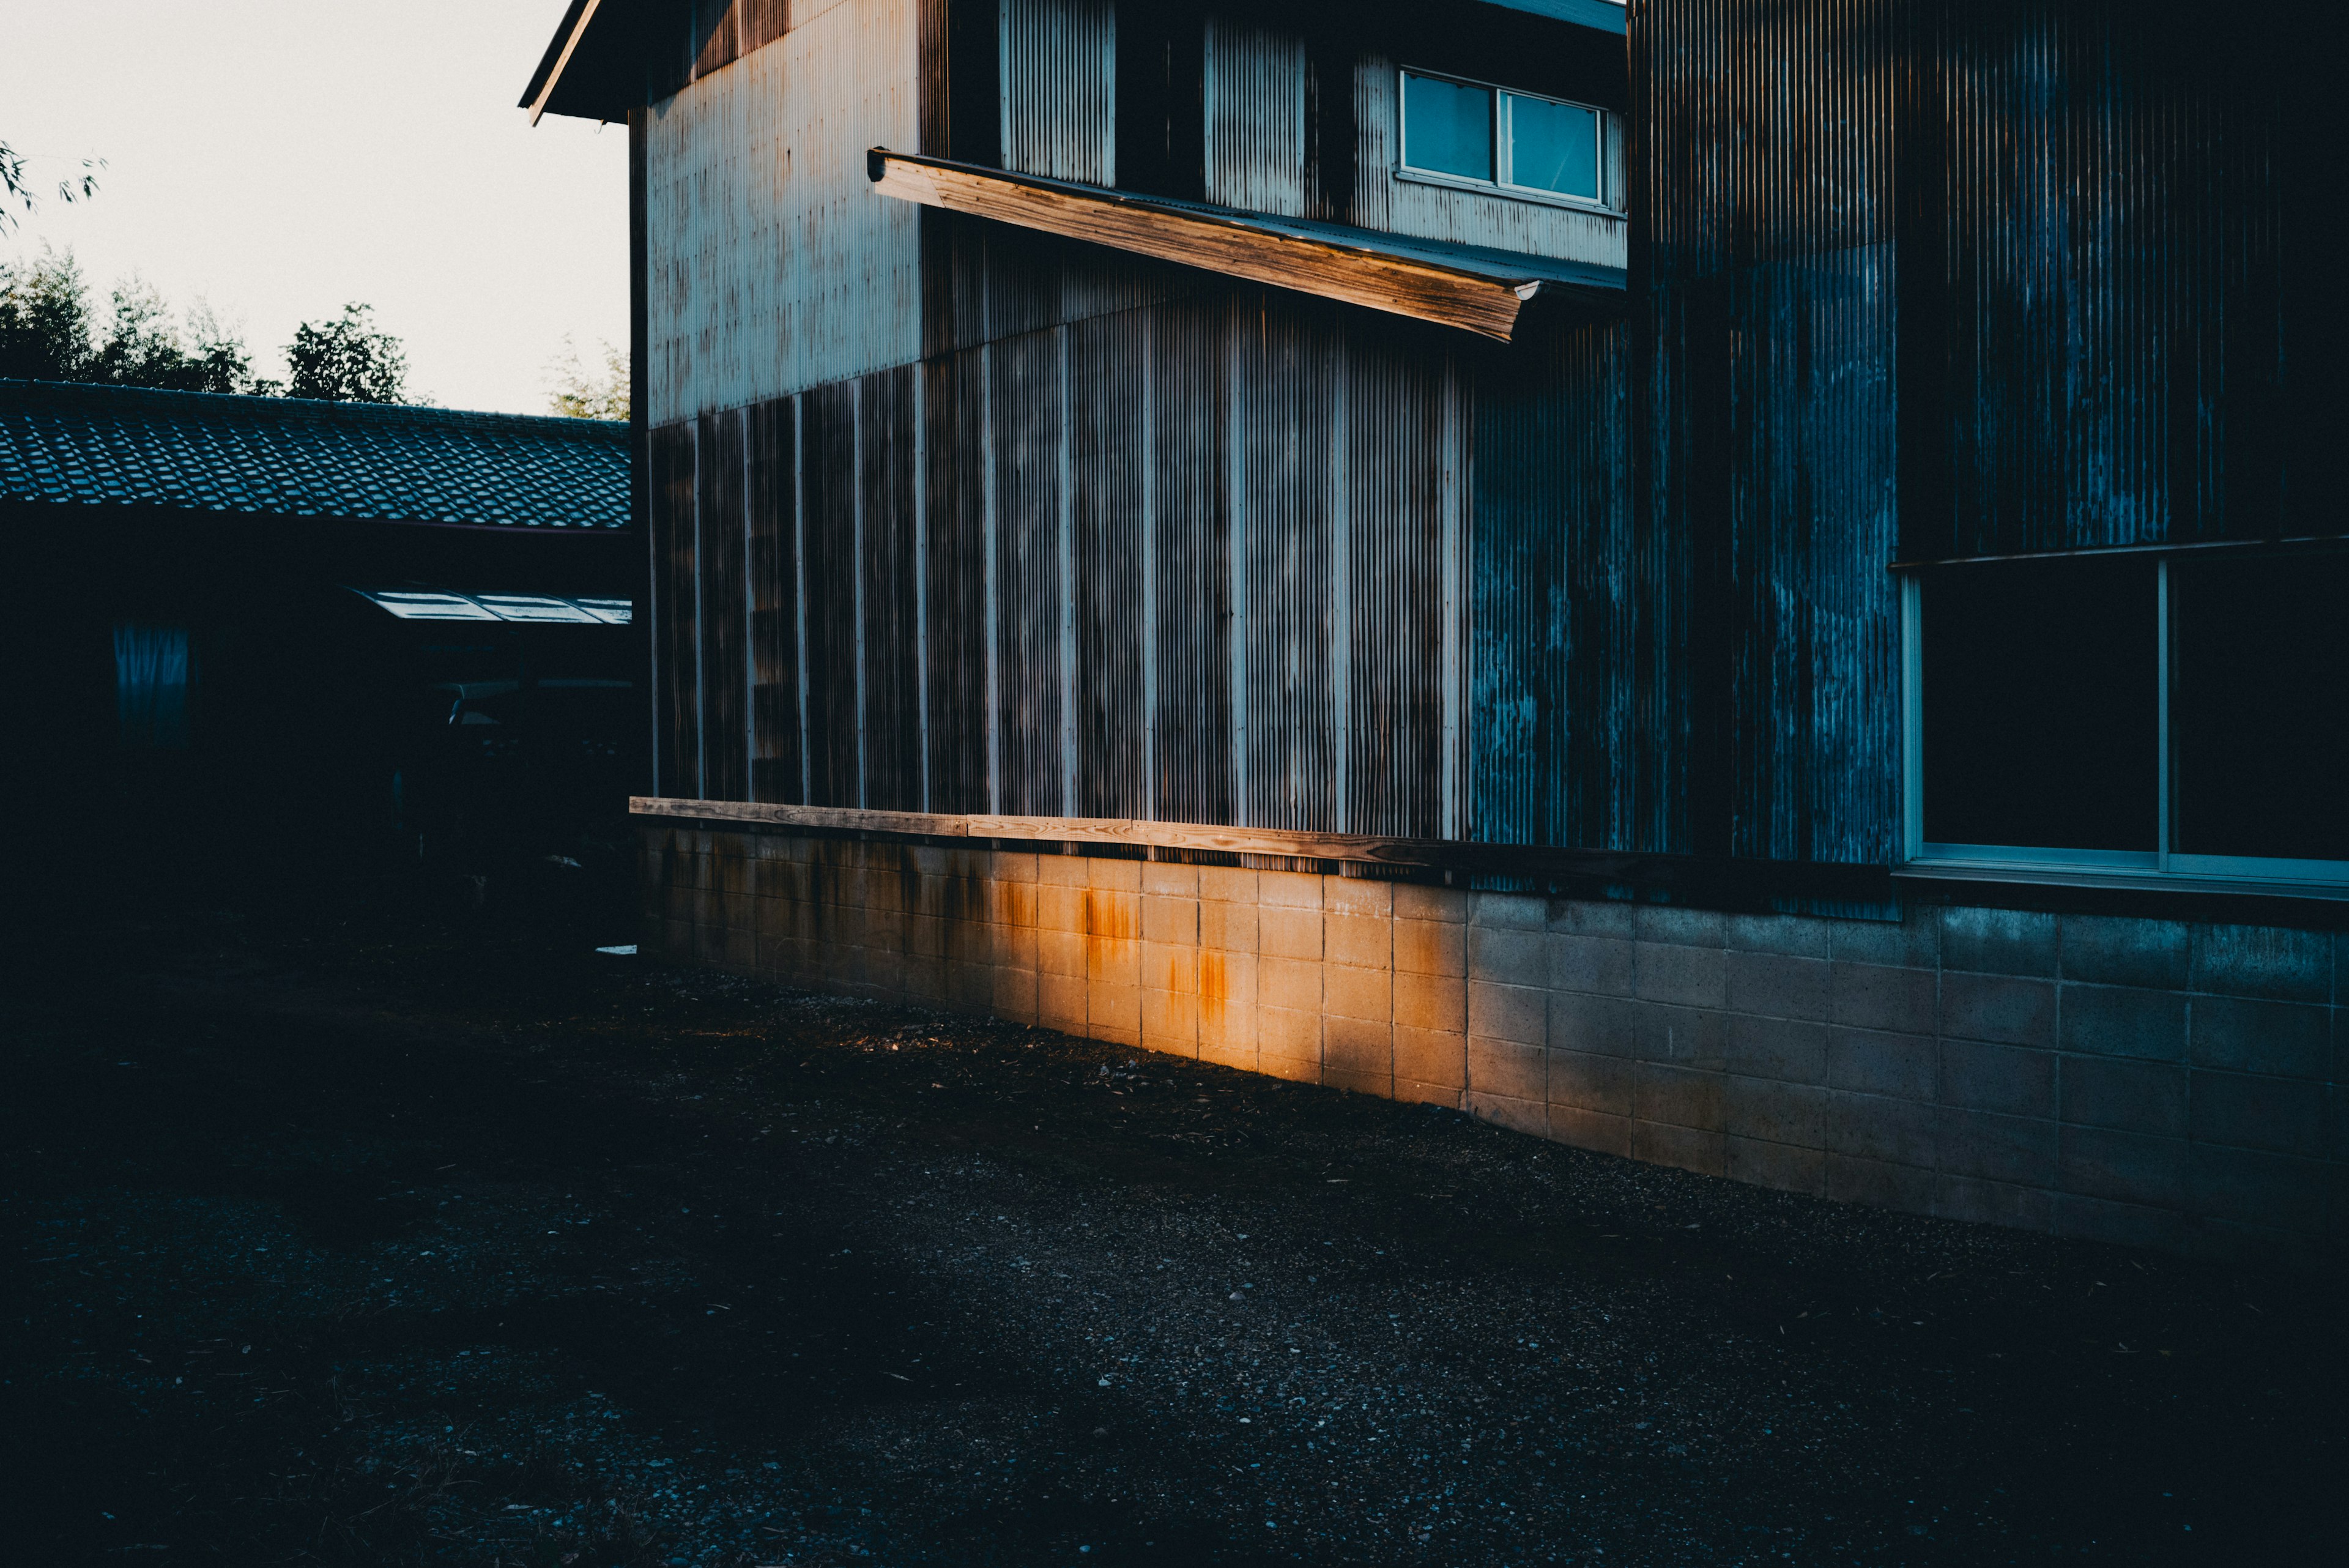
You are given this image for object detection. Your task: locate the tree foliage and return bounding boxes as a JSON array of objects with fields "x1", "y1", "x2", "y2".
[
  {"x1": 283, "y1": 303, "x2": 409, "y2": 404},
  {"x1": 1, "y1": 248, "x2": 256, "y2": 393},
  {"x1": 547, "y1": 336, "x2": 629, "y2": 422},
  {"x1": 0, "y1": 136, "x2": 102, "y2": 235}
]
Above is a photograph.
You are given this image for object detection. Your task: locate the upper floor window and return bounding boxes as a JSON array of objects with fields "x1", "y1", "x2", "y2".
[{"x1": 1399, "y1": 69, "x2": 1609, "y2": 207}]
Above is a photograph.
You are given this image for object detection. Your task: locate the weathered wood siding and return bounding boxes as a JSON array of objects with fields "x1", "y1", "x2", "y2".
[{"x1": 643, "y1": 0, "x2": 923, "y2": 425}]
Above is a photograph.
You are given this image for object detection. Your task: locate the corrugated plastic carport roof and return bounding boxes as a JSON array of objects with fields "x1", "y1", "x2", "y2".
[{"x1": 0, "y1": 380, "x2": 631, "y2": 530}]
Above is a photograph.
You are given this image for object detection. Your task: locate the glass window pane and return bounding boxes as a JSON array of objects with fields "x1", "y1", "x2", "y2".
[
  {"x1": 1402, "y1": 72, "x2": 1493, "y2": 182},
  {"x1": 1505, "y1": 93, "x2": 1600, "y2": 199},
  {"x1": 2172, "y1": 551, "x2": 2349, "y2": 863},
  {"x1": 1922, "y1": 556, "x2": 2158, "y2": 852}
]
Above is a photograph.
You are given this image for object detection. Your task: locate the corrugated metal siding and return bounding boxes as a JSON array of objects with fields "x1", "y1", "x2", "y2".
[
  {"x1": 800, "y1": 381, "x2": 861, "y2": 806},
  {"x1": 644, "y1": 0, "x2": 921, "y2": 424},
  {"x1": 988, "y1": 329, "x2": 1067, "y2": 816},
  {"x1": 648, "y1": 421, "x2": 700, "y2": 801},
  {"x1": 697, "y1": 407, "x2": 750, "y2": 803},
  {"x1": 1001, "y1": 0, "x2": 1116, "y2": 185},
  {"x1": 921, "y1": 354, "x2": 992, "y2": 812},
  {"x1": 744, "y1": 398, "x2": 801, "y2": 804},
  {"x1": 1203, "y1": 20, "x2": 1305, "y2": 217},
  {"x1": 1070, "y1": 310, "x2": 1149, "y2": 817},
  {"x1": 1146, "y1": 294, "x2": 1235, "y2": 827},
  {"x1": 858, "y1": 366, "x2": 926, "y2": 810}
]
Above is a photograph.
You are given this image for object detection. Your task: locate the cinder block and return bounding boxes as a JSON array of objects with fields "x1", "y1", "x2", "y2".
[
  {"x1": 991, "y1": 965, "x2": 1038, "y2": 1024},
  {"x1": 1141, "y1": 940, "x2": 1197, "y2": 997},
  {"x1": 907, "y1": 844, "x2": 951, "y2": 877},
  {"x1": 1939, "y1": 1037, "x2": 2053, "y2": 1118},
  {"x1": 1942, "y1": 906, "x2": 2059, "y2": 977},
  {"x1": 1724, "y1": 912, "x2": 1831, "y2": 959},
  {"x1": 2189, "y1": 995, "x2": 2331, "y2": 1079},
  {"x1": 1635, "y1": 1061, "x2": 1723, "y2": 1132},
  {"x1": 1940, "y1": 972, "x2": 2057, "y2": 1047},
  {"x1": 1633, "y1": 1120, "x2": 1726, "y2": 1177},
  {"x1": 1260, "y1": 905, "x2": 1324, "y2": 961},
  {"x1": 1393, "y1": 970, "x2": 1465, "y2": 1033},
  {"x1": 1088, "y1": 856, "x2": 1143, "y2": 892},
  {"x1": 1395, "y1": 918, "x2": 1466, "y2": 978},
  {"x1": 1039, "y1": 973, "x2": 1089, "y2": 1031},
  {"x1": 1471, "y1": 891, "x2": 1547, "y2": 930},
  {"x1": 1086, "y1": 983, "x2": 1140, "y2": 1035},
  {"x1": 1393, "y1": 1025, "x2": 1466, "y2": 1091},
  {"x1": 2052, "y1": 1192, "x2": 2183, "y2": 1252},
  {"x1": 1468, "y1": 1092, "x2": 1546, "y2": 1136},
  {"x1": 1201, "y1": 897, "x2": 1258, "y2": 954},
  {"x1": 1722, "y1": 1016, "x2": 1827, "y2": 1085},
  {"x1": 1036, "y1": 883, "x2": 1086, "y2": 934},
  {"x1": 1825, "y1": 1027, "x2": 1935, "y2": 1101},
  {"x1": 948, "y1": 960, "x2": 995, "y2": 1013},
  {"x1": 1828, "y1": 963, "x2": 1937, "y2": 1036},
  {"x1": 2059, "y1": 1124, "x2": 2185, "y2": 1209},
  {"x1": 987, "y1": 880, "x2": 1039, "y2": 930},
  {"x1": 1547, "y1": 1105, "x2": 1632, "y2": 1156},
  {"x1": 1938, "y1": 1107, "x2": 2059, "y2": 1187},
  {"x1": 1468, "y1": 980, "x2": 1546, "y2": 1046},
  {"x1": 1326, "y1": 874, "x2": 1392, "y2": 918},
  {"x1": 1727, "y1": 1135, "x2": 1825, "y2": 1195},
  {"x1": 2188, "y1": 1143, "x2": 2327, "y2": 1235},
  {"x1": 2058, "y1": 1055, "x2": 2187, "y2": 1137},
  {"x1": 1635, "y1": 905, "x2": 1724, "y2": 949},
  {"x1": 2191, "y1": 924, "x2": 2331, "y2": 1003},
  {"x1": 1088, "y1": 934, "x2": 1141, "y2": 991},
  {"x1": 1394, "y1": 882, "x2": 1467, "y2": 923},
  {"x1": 1198, "y1": 865, "x2": 1258, "y2": 905},
  {"x1": 1724, "y1": 1076, "x2": 1825, "y2": 1148},
  {"x1": 1037, "y1": 928, "x2": 1086, "y2": 979},
  {"x1": 1141, "y1": 894, "x2": 1200, "y2": 947},
  {"x1": 1827, "y1": 1153, "x2": 1936, "y2": 1214},
  {"x1": 1258, "y1": 955, "x2": 1324, "y2": 1013},
  {"x1": 2060, "y1": 915, "x2": 2191, "y2": 990},
  {"x1": 2188, "y1": 1070, "x2": 2327, "y2": 1157},
  {"x1": 1084, "y1": 889, "x2": 1140, "y2": 944},
  {"x1": 1826, "y1": 1090, "x2": 1938, "y2": 1168},
  {"x1": 989, "y1": 851, "x2": 1040, "y2": 883},
  {"x1": 1548, "y1": 1047, "x2": 1633, "y2": 1117},
  {"x1": 990, "y1": 923, "x2": 1038, "y2": 973},
  {"x1": 1258, "y1": 1003, "x2": 1323, "y2": 1065},
  {"x1": 1325, "y1": 913, "x2": 1392, "y2": 971},
  {"x1": 1549, "y1": 932, "x2": 1634, "y2": 997},
  {"x1": 1142, "y1": 860, "x2": 1200, "y2": 898},
  {"x1": 1324, "y1": 1066, "x2": 1393, "y2": 1099},
  {"x1": 1468, "y1": 925, "x2": 1546, "y2": 986},
  {"x1": 1198, "y1": 948, "x2": 1256, "y2": 1014},
  {"x1": 1468, "y1": 1035, "x2": 1545, "y2": 1101},
  {"x1": 1547, "y1": 899, "x2": 1636, "y2": 939},
  {"x1": 1258, "y1": 869, "x2": 1323, "y2": 909},
  {"x1": 1549, "y1": 991, "x2": 1639, "y2": 1057},
  {"x1": 1937, "y1": 1172, "x2": 2053, "y2": 1232},
  {"x1": 1323, "y1": 1015, "x2": 1393, "y2": 1080},
  {"x1": 1324, "y1": 964, "x2": 1392, "y2": 1024},
  {"x1": 2058, "y1": 983, "x2": 2186, "y2": 1061},
  {"x1": 1635, "y1": 943, "x2": 1727, "y2": 1009},
  {"x1": 1199, "y1": 1032, "x2": 1257, "y2": 1074},
  {"x1": 1395, "y1": 1078, "x2": 1464, "y2": 1109},
  {"x1": 1635, "y1": 1002, "x2": 1728, "y2": 1072}
]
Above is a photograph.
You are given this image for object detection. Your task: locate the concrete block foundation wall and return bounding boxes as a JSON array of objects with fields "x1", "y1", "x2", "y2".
[{"x1": 642, "y1": 822, "x2": 2348, "y2": 1262}]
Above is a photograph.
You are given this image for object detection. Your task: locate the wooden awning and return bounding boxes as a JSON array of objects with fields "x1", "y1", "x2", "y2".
[{"x1": 867, "y1": 150, "x2": 1626, "y2": 343}]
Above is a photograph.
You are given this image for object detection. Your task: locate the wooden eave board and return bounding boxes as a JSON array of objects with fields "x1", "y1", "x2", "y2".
[{"x1": 869, "y1": 151, "x2": 1603, "y2": 342}]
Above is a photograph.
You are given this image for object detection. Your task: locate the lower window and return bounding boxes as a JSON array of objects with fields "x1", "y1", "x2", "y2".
[{"x1": 1906, "y1": 548, "x2": 2349, "y2": 892}]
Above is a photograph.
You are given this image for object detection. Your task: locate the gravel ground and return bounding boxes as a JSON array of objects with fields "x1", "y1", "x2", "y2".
[{"x1": 2, "y1": 906, "x2": 2341, "y2": 1566}]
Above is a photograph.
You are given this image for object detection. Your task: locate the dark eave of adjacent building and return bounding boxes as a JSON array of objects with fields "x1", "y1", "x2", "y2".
[{"x1": 867, "y1": 149, "x2": 1626, "y2": 341}]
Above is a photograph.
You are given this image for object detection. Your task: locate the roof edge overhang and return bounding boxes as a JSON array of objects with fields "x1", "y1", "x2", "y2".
[
  {"x1": 866, "y1": 149, "x2": 1626, "y2": 342},
  {"x1": 522, "y1": 0, "x2": 670, "y2": 125}
]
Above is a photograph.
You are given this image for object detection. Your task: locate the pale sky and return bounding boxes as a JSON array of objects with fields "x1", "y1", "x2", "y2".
[{"x1": 0, "y1": 0, "x2": 627, "y2": 415}]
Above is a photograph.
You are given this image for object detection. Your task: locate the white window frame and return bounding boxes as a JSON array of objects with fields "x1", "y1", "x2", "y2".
[
  {"x1": 1396, "y1": 67, "x2": 1619, "y2": 214},
  {"x1": 1899, "y1": 555, "x2": 2349, "y2": 899}
]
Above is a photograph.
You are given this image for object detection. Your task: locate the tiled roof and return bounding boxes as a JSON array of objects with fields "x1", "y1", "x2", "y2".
[{"x1": 0, "y1": 379, "x2": 631, "y2": 529}]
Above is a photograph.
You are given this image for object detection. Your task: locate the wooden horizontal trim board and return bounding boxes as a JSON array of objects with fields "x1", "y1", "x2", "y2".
[
  {"x1": 867, "y1": 150, "x2": 1625, "y2": 342},
  {"x1": 631, "y1": 797, "x2": 1897, "y2": 912}
]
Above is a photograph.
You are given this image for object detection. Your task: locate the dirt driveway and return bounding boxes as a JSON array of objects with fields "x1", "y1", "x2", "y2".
[{"x1": 2, "y1": 907, "x2": 2339, "y2": 1565}]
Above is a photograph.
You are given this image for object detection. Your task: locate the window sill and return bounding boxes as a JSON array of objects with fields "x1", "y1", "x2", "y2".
[
  {"x1": 1393, "y1": 166, "x2": 1624, "y2": 217},
  {"x1": 1899, "y1": 851, "x2": 2349, "y2": 902}
]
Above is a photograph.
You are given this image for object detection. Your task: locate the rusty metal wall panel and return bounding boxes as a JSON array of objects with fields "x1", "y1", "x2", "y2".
[
  {"x1": 697, "y1": 407, "x2": 751, "y2": 802},
  {"x1": 1001, "y1": 0, "x2": 1116, "y2": 185},
  {"x1": 921, "y1": 353, "x2": 992, "y2": 811},
  {"x1": 1203, "y1": 20, "x2": 1306, "y2": 217},
  {"x1": 1473, "y1": 319, "x2": 1636, "y2": 852},
  {"x1": 800, "y1": 382, "x2": 861, "y2": 806},
  {"x1": 648, "y1": 420, "x2": 702, "y2": 801},
  {"x1": 989, "y1": 330, "x2": 1067, "y2": 815},
  {"x1": 745, "y1": 397, "x2": 803, "y2": 804},
  {"x1": 1146, "y1": 294, "x2": 1234, "y2": 826},
  {"x1": 858, "y1": 366, "x2": 926, "y2": 810},
  {"x1": 643, "y1": 0, "x2": 921, "y2": 425},
  {"x1": 1069, "y1": 310, "x2": 1149, "y2": 817}
]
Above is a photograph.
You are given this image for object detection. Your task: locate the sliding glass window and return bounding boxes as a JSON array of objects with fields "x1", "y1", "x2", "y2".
[
  {"x1": 1398, "y1": 70, "x2": 1611, "y2": 208},
  {"x1": 1906, "y1": 548, "x2": 2349, "y2": 891}
]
